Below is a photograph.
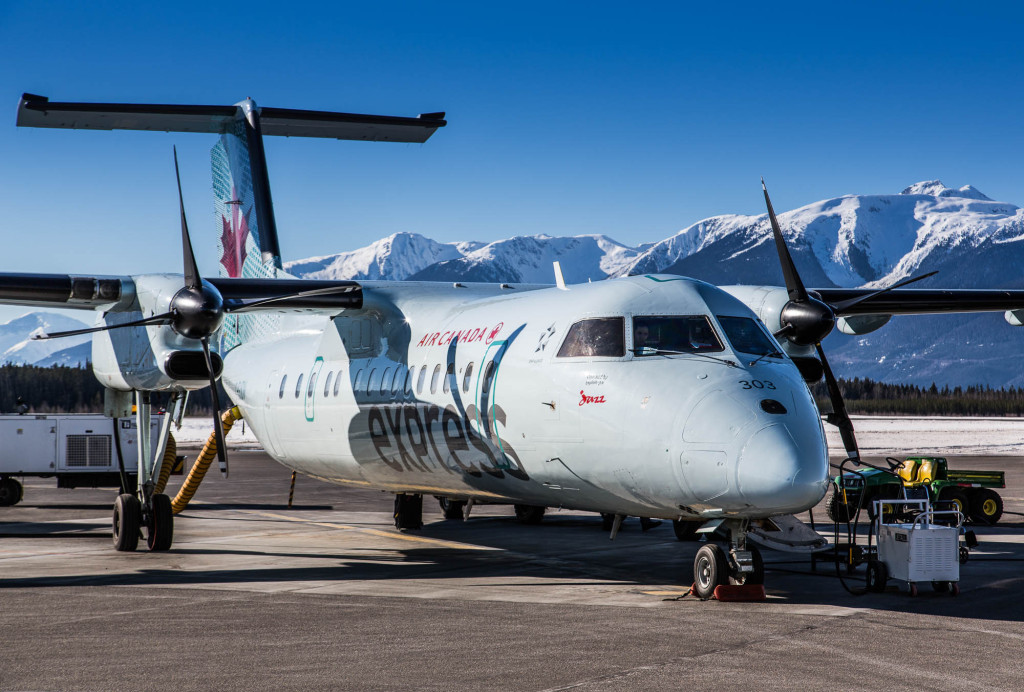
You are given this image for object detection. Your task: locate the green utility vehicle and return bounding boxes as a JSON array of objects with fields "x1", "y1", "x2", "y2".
[{"x1": 827, "y1": 456, "x2": 1006, "y2": 525}]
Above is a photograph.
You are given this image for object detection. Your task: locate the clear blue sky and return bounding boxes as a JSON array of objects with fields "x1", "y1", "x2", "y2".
[{"x1": 2, "y1": 1, "x2": 1023, "y2": 323}]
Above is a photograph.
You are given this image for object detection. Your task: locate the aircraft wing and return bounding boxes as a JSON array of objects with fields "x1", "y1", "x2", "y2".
[
  {"x1": 0, "y1": 273, "x2": 362, "y2": 312},
  {"x1": 812, "y1": 287, "x2": 1024, "y2": 316}
]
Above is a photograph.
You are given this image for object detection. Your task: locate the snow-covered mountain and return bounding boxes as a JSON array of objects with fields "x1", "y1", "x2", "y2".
[
  {"x1": 6, "y1": 181, "x2": 1024, "y2": 387},
  {"x1": 284, "y1": 181, "x2": 1024, "y2": 388},
  {"x1": 0, "y1": 313, "x2": 91, "y2": 367}
]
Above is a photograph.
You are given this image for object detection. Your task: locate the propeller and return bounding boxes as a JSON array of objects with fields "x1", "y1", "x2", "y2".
[
  {"x1": 761, "y1": 179, "x2": 939, "y2": 462},
  {"x1": 33, "y1": 148, "x2": 362, "y2": 476}
]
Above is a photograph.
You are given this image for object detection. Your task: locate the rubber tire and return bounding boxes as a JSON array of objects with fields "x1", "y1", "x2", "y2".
[
  {"x1": 939, "y1": 488, "x2": 969, "y2": 523},
  {"x1": 826, "y1": 487, "x2": 853, "y2": 523},
  {"x1": 672, "y1": 519, "x2": 700, "y2": 541},
  {"x1": 438, "y1": 497, "x2": 466, "y2": 521},
  {"x1": 514, "y1": 504, "x2": 545, "y2": 525},
  {"x1": 865, "y1": 559, "x2": 888, "y2": 593},
  {"x1": 743, "y1": 544, "x2": 765, "y2": 586},
  {"x1": 113, "y1": 493, "x2": 141, "y2": 552},
  {"x1": 146, "y1": 493, "x2": 174, "y2": 551},
  {"x1": 693, "y1": 543, "x2": 728, "y2": 599},
  {"x1": 0, "y1": 477, "x2": 23, "y2": 506},
  {"x1": 969, "y1": 488, "x2": 1003, "y2": 525}
]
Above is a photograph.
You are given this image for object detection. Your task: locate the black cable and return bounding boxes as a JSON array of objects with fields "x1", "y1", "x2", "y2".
[{"x1": 112, "y1": 417, "x2": 128, "y2": 495}]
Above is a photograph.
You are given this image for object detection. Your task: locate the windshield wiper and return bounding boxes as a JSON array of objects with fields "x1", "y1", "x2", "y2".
[
  {"x1": 748, "y1": 350, "x2": 784, "y2": 367},
  {"x1": 631, "y1": 347, "x2": 739, "y2": 368}
]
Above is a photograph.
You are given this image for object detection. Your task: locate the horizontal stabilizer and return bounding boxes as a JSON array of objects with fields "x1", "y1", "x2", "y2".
[{"x1": 17, "y1": 94, "x2": 446, "y2": 143}]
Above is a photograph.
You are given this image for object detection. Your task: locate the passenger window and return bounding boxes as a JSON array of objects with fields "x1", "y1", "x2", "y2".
[
  {"x1": 323, "y1": 371, "x2": 333, "y2": 397},
  {"x1": 279, "y1": 374, "x2": 287, "y2": 399},
  {"x1": 306, "y1": 373, "x2": 316, "y2": 398},
  {"x1": 556, "y1": 317, "x2": 625, "y2": 358},
  {"x1": 381, "y1": 368, "x2": 392, "y2": 395},
  {"x1": 443, "y1": 363, "x2": 455, "y2": 393},
  {"x1": 417, "y1": 366, "x2": 428, "y2": 394},
  {"x1": 368, "y1": 368, "x2": 379, "y2": 394},
  {"x1": 294, "y1": 373, "x2": 304, "y2": 398},
  {"x1": 354, "y1": 369, "x2": 365, "y2": 392},
  {"x1": 404, "y1": 367, "x2": 413, "y2": 395},
  {"x1": 391, "y1": 367, "x2": 403, "y2": 395},
  {"x1": 333, "y1": 370, "x2": 343, "y2": 397},
  {"x1": 462, "y1": 362, "x2": 474, "y2": 393},
  {"x1": 430, "y1": 364, "x2": 441, "y2": 394}
]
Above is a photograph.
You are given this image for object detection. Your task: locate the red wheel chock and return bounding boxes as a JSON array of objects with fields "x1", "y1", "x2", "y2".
[{"x1": 712, "y1": 584, "x2": 766, "y2": 601}]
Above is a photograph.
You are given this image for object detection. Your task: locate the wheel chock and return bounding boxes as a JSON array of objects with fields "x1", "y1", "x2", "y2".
[{"x1": 712, "y1": 584, "x2": 766, "y2": 602}]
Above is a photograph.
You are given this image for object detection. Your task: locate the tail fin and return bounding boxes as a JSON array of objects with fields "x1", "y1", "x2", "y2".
[{"x1": 16, "y1": 93, "x2": 448, "y2": 350}]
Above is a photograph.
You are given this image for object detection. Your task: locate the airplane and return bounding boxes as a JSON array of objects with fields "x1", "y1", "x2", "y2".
[{"x1": 6, "y1": 93, "x2": 1024, "y2": 598}]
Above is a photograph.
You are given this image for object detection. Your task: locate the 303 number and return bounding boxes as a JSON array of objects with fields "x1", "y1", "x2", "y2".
[{"x1": 739, "y1": 379, "x2": 775, "y2": 390}]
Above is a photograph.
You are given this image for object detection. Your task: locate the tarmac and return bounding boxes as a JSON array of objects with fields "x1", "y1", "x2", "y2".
[{"x1": 2, "y1": 450, "x2": 1023, "y2": 691}]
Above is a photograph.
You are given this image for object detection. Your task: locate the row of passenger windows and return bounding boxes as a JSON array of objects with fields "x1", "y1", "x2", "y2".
[{"x1": 277, "y1": 361, "x2": 496, "y2": 400}]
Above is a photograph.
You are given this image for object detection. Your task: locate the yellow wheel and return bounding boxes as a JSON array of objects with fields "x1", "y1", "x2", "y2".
[{"x1": 969, "y1": 489, "x2": 1003, "y2": 525}]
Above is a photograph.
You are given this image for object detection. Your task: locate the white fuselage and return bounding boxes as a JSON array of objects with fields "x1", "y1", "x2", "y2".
[{"x1": 222, "y1": 275, "x2": 830, "y2": 520}]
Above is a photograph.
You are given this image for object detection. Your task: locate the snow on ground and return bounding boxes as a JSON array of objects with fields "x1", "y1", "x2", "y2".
[
  {"x1": 825, "y1": 416, "x2": 1024, "y2": 456},
  {"x1": 176, "y1": 415, "x2": 1024, "y2": 456},
  {"x1": 174, "y1": 417, "x2": 261, "y2": 448}
]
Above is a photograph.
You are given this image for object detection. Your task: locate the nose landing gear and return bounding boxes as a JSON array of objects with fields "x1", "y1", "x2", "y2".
[{"x1": 691, "y1": 519, "x2": 765, "y2": 600}]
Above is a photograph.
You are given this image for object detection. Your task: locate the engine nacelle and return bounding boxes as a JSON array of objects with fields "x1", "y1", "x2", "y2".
[
  {"x1": 90, "y1": 274, "x2": 222, "y2": 392},
  {"x1": 836, "y1": 314, "x2": 891, "y2": 335}
]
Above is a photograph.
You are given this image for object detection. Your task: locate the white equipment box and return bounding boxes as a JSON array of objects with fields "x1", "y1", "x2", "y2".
[
  {"x1": 0, "y1": 413, "x2": 164, "y2": 505},
  {"x1": 872, "y1": 499, "x2": 962, "y2": 595}
]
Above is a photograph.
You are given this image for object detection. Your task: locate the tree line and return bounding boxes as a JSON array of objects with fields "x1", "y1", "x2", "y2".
[
  {"x1": 5, "y1": 363, "x2": 1024, "y2": 417},
  {"x1": 0, "y1": 364, "x2": 227, "y2": 415}
]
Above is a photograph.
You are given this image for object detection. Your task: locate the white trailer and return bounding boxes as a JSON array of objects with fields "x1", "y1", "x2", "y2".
[{"x1": 0, "y1": 413, "x2": 164, "y2": 506}]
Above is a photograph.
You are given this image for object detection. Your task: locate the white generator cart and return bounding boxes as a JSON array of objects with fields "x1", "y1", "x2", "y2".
[
  {"x1": 865, "y1": 498, "x2": 963, "y2": 596},
  {"x1": 0, "y1": 414, "x2": 165, "y2": 506}
]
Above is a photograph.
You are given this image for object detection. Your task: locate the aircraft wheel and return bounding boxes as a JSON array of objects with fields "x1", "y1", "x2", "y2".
[
  {"x1": 113, "y1": 493, "x2": 141, "y2": 552},
  {"x1": 0, "y1": 477, "x2": 23, "y2": 506},
  {"x1": 514, "y1": 504, "x2": 545, "y2": 525},
  {"x1": 865, "y1": 559, "x2": 887, "y2": 593},
  {"x1": 969, "y1": 489, "x2": 1003, "y2": 525},
  {"x1": 438, "y1": 497, "x2": 465, "y2": 520},
  {"x1": 693, "y1": 544, "x2": 727, "y2": 599},
  {"x1": 146, "y1": 493, "x2": 174, "y2": 551},
  {"x1": 672, "y1": 519, "x2": 700, "y2": 541}
]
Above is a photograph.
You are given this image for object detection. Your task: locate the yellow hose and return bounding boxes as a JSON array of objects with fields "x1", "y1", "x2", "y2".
[
  {"x1": 171, "y1": 407, "x2": 243, "y2": 514},
  {"x1": 153, "y1": 433, "x2": 177, "y2": 495}
]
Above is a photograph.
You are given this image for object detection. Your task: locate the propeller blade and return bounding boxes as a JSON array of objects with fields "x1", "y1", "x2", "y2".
[
  {"x1": 831, "y1": 271, "x2": 939, "y2": 314},
  {"x1": 762, "y1": 178, "x2": 808, "y2": 303},
  {"x1": 200, "y1": 335, "x2": 229, "y2": 478},
  {"x1": 815, "y1": 342, "x2": 859, "y2": 460},
  {"x1": 31, "y1": 311, "x2": 173, "y2": 340},
  {"x1": 224, "y1": 284, "x2": 360, "y2": 313},
  {"x1": 174, "y1": 147, "x2": 201, "y2": 291}
]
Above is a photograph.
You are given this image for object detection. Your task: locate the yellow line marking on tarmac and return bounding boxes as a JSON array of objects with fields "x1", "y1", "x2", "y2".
[{"x1": 244, "y1": 511, "x2": 496, "y2": 551}]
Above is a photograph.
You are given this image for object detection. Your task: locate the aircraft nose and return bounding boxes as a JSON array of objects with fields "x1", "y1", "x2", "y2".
[{"x1": 736, "y1": 423, "x2": 828, "y2": 513}]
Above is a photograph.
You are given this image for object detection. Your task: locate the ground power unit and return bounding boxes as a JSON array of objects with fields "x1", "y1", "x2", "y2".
[{"x1": 0, "y1": 413, "x2": 164, "y2": 506}]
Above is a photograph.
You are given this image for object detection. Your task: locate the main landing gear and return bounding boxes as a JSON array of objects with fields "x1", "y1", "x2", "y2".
[
  {"x1": 110, "y1": 390, "x2": 183, "y2": 553},
  {"x1": 691, "y1": 519, "x2": 764, "y2": 599},
  {"x1": 395, "y1": 493, "x2": 424, "y2": 530}
]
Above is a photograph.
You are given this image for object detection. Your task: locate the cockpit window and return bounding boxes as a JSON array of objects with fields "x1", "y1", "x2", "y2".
[
  {"x1": 556, "y1": 317, "x2": 625, "y2": 358},
  {"x1": 717, "y1": 316, "x2": 779, "y2": 356},
  {"x1": 632, "y1": 316, "x2": 723, "y2": 353}
]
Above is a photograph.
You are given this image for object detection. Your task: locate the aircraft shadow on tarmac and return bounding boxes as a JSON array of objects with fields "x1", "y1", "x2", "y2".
[{"x1": 4, "y1": 510, "x2": 1024, "y2": 623}]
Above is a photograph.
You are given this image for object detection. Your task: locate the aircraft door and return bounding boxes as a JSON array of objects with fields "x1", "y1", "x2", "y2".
[{"x1": 263, "y1": 369, "x2": 282, "y2": 458}]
